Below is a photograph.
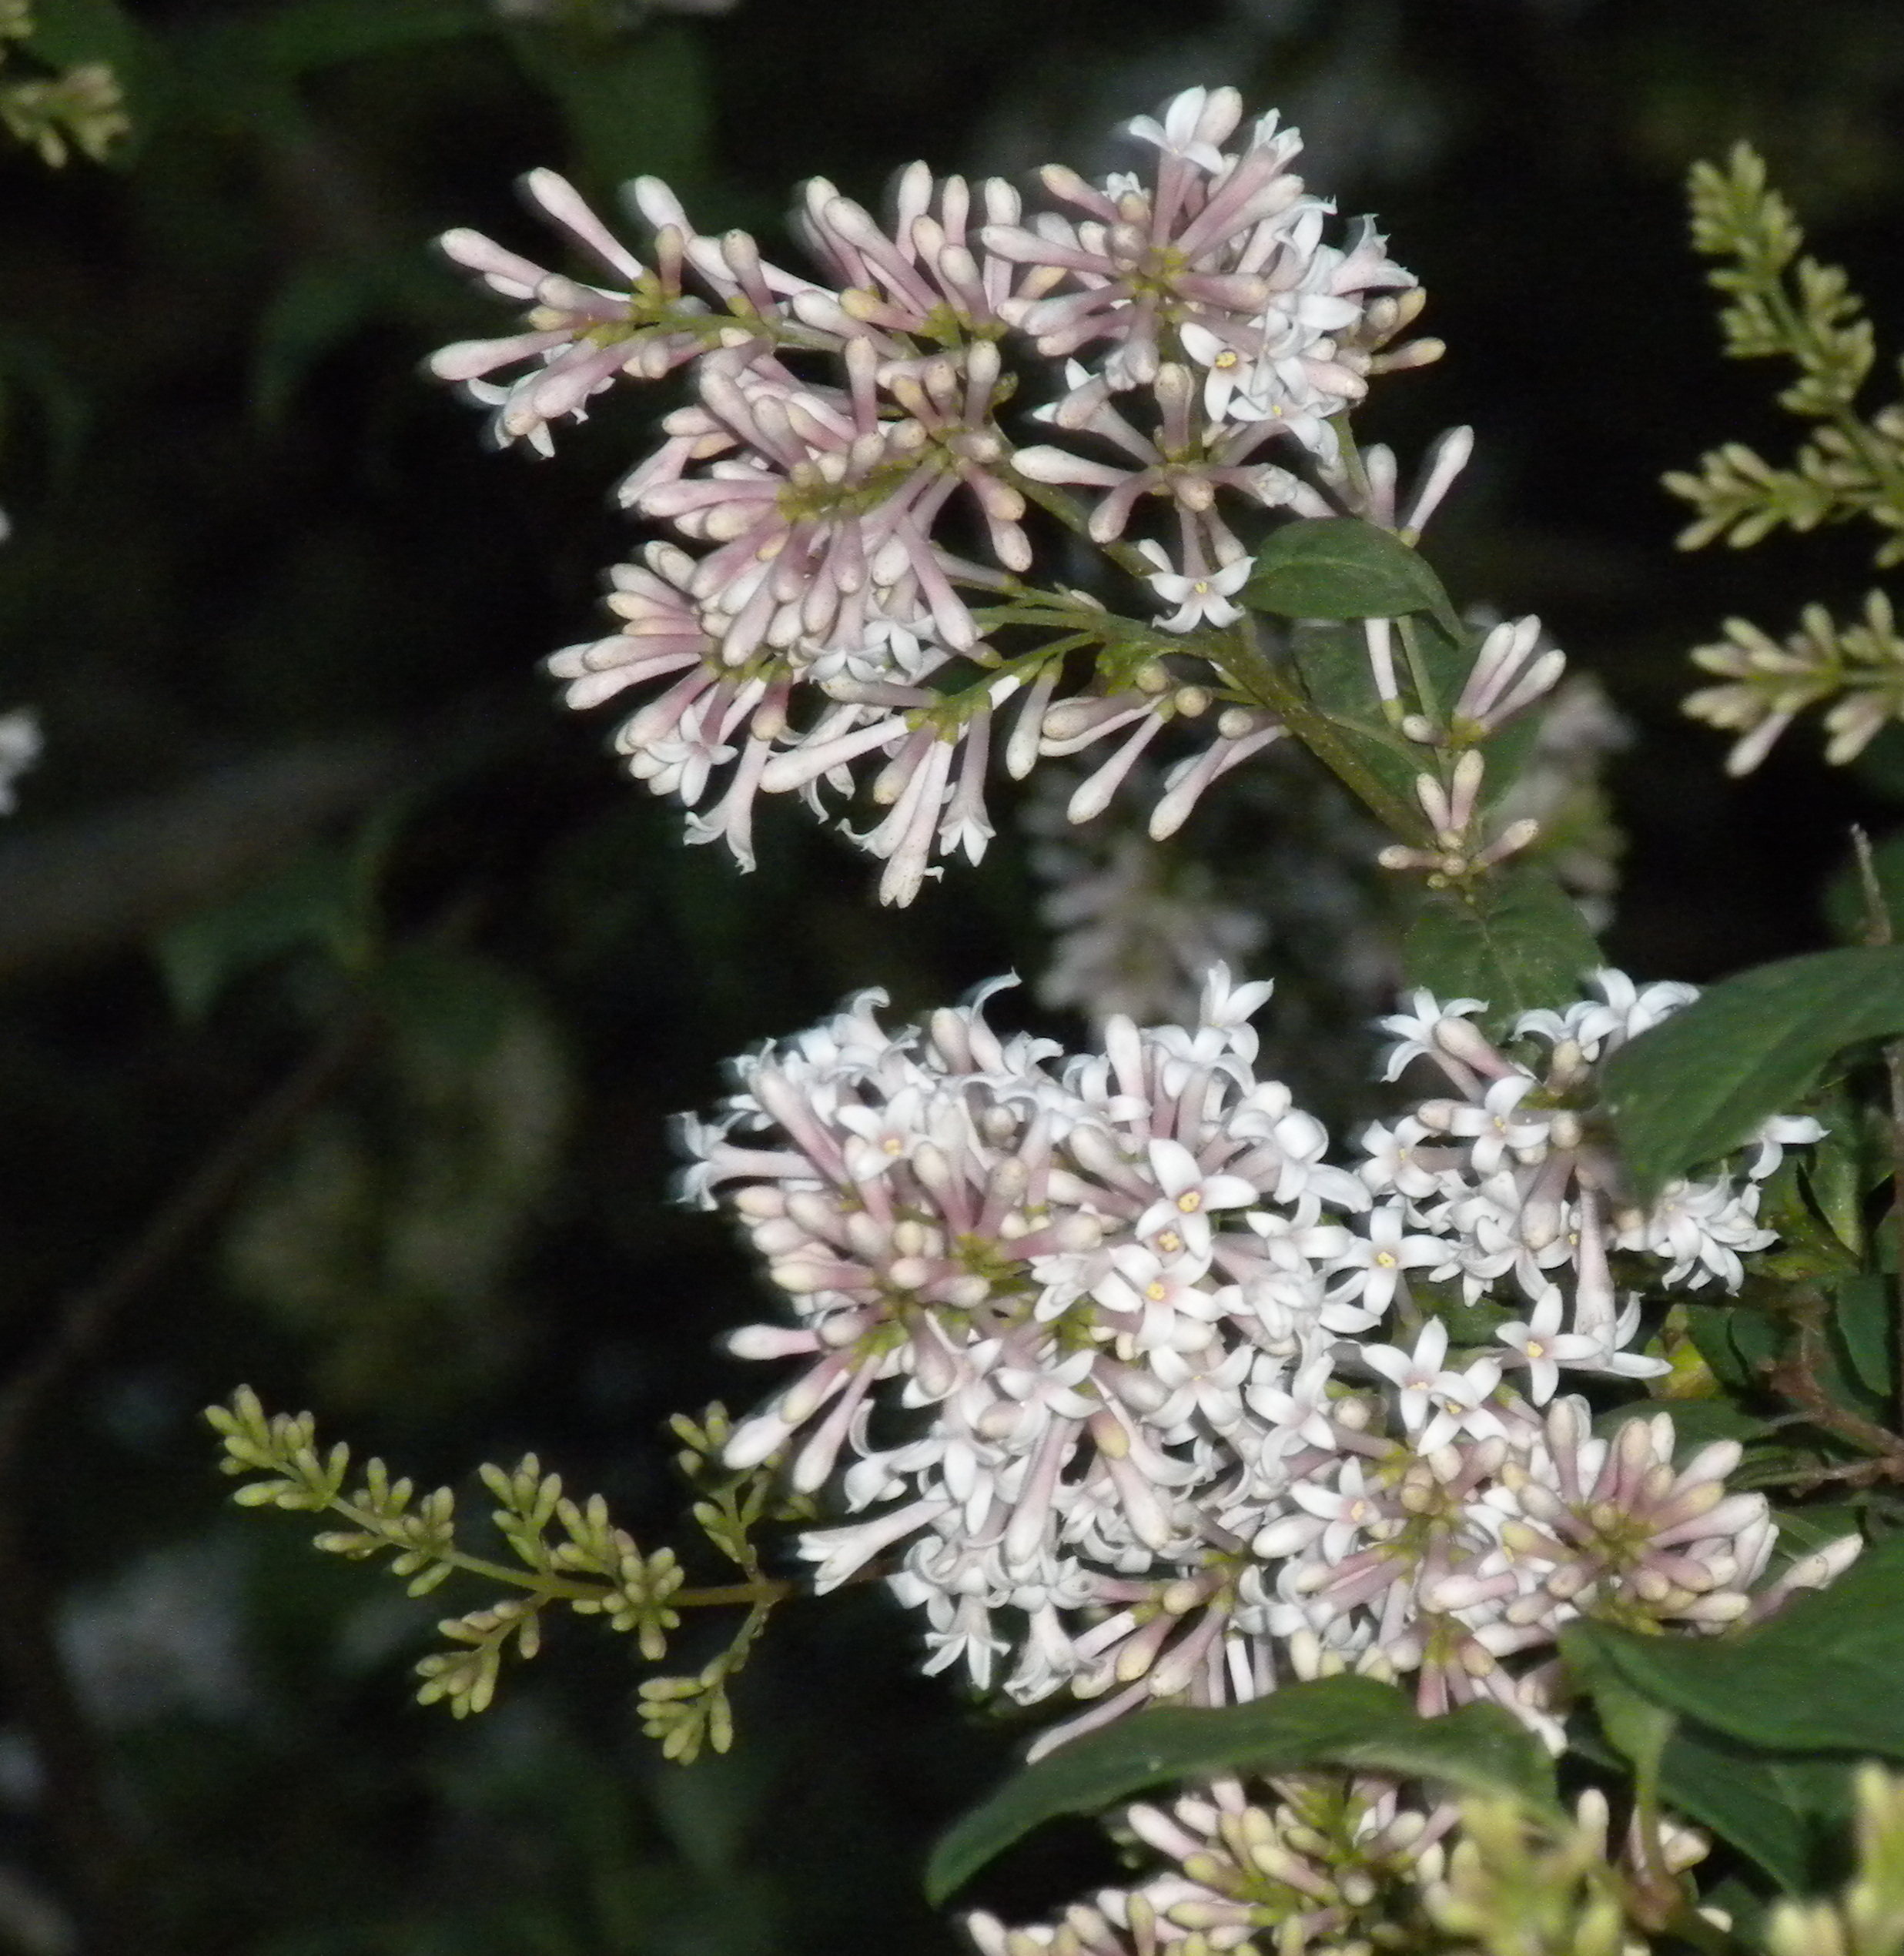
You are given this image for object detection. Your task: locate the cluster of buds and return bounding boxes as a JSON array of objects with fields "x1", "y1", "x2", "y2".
[
  {"x1": 682, "y1": 966, "x2": 1846, "y2": 1752},
  {"x1": 1683, "y1": 591, "x2": 1904, "y2": 776},
  {"x1": 968, "y1": 1771, "x2": 1710, "y2": 1956},
  {"x1": 430, "y1": 89, "x2": 1466, "y2": 902}
]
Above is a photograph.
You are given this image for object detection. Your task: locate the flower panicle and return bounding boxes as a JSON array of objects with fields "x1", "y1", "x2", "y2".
[
  {"x1": 427, "y1": 87, "x2": 1456, "y2": 902},
  {"x1": 687, "y1": 964, "x2": 1834, "y2": 1740}
]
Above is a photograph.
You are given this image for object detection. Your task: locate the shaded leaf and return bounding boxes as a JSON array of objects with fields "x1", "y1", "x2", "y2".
[
  {"x1": 1244, "y1": 517, "x2": 1457, "y2": 627},
  {"x1": 1829, "y1": 1275, "x2": 1896, "y2": 1403},
  {"x1": 206, "y1": 0, "x2": 487, "y2": 73},
  {"x1": 1282, "y1": 614, "x2": 1497, "y2": 821},
  {"x1": 26, "y1": 0, "x2": 142, "y2": 83},
  {"x1": 154, "y1": 844, "x2": 366, "y2": 1021},
  {"x1": 924, "y1": 1676, "x2": 1557, "y2": 1906},
  {"x1": 1658, "y1": 1724, "x2": 1856, "y2": 1894},
  {"x1": 251, "y1": 260, "x2": 383, "y2": 426},
  {"x1": 1595, "y1": 1397, "x2": 1779, "y2": 1456},
  {"x1": 1401, "y1": 868, "x2": 1601, "y2": 1032},
  {"x1": 1772, "y1": 1506, "x2": 1866, "y2": 1558},
  {"x1": 1824, "y1": 827, "x2": 1904, "y2": 944},
  {"x1": 507, "y1": 19, "x2": 711, "y2": 195},
  {"x1": 1562, "y1": 1535, "x2": 1904, "y2": 1757},
  {"x1": 1601, "y1": 947, "x2": 1904, "y2": 1204}
]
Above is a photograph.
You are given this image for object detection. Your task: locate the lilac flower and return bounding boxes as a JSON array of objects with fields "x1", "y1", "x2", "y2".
[
  {"x1": 1132, "y1": 539, "x2": 1251, "y2": 631},
  {"x1": 981, "y1": 88, "x2": 1414, "y2": 448},
  {"x1": 429, "y1": 169, "x2": 728, "y2": 453}
]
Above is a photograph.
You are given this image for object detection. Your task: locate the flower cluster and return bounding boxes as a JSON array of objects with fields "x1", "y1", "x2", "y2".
[
  {"x1": 1684, "y1": 591, "x2": 1904, "y2": 775},
  {"x1": 431, "y1": 90, "x2": 1439, "y2": 901},
  {"x1": 966, "y1": 1772, "x2": 1707, "y2": 1956},
  {"x1": 967, "y1": 1770, "x2": 1467, "y2": 1956},
  {"x1": 683, "y1": 966, "x2": 1846, "y2": 1754}
]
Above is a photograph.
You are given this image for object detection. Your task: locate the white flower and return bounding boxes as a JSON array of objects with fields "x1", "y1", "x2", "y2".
[
  {"x1": 1132, "y1": 540, "x2": 1252, "y2": 631},
  {"x1": 1492, "y1": 1289, "x2": 1605, "y2": 1403},
  {"x1": 1133, "y1": 1137, "x2": 1261, "y2": 1259},
  {"x1": 1327, "y1": 1202, "x2": 1447, "y2": 1314},
  {"x1": 1122, "y1": 85, "x2": 1240, "y2": 175}
]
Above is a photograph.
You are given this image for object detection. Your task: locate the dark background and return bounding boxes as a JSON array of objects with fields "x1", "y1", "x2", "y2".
[{"x1": 0, "y1": 2, "x2": 1901, "y2": 1950}]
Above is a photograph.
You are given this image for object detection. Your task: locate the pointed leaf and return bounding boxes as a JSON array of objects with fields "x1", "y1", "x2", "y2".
[
  {"x1": 1602, "y1": 947, "x2": 1904, "y2": 1203},
  {"x1": 924, "y1": 1675, "x2": 1557, "y2": 1906},
  {"x1": 1562, "y1": 1535, "x2": 1904, "y2": 1760},
  {"x1": 1657, "y1": 1724, "x2": 1855, "y2": 1894},
  {"x1": 1402, "y1": 868, "x2": 1601, "y2": 1032},
  {"x1": 154, "y1": 844, "x2": 366, "y2": 1021},
  {"x1": 1244, "y1": 517, "x2": 1459, "y2": 627}
]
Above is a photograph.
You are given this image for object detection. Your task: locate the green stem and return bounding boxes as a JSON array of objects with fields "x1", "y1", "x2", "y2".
[
  {"x1": 1395, "y1": 615, "x2": 1444, "y2": 727},
  {"x1": 1006, "y1": 468, "x2": 1156, "y2": 583},
  {"x1": 322, "y1": 1493, "x2": 796, "y2": 1610},
  {"x1": 1755, "y1": 274, "x2": 1904, "y2": 517},
  {"x1": 1207, "y1": 617, "x2": 1432, "y2": 843}
]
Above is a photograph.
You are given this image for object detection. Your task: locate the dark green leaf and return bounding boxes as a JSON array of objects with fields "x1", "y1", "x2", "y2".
[
  {"x1": 1829, "y1": 1276, "x2": 1896, "y2": 1403},
  {"x1": 1564, "y1": 1627, "x2": 1676, "y2": 1824},
  {"x1": 25, "y1": 0, "x2": 141, "y2": 78},
  {"x1": 1601, "y1": 947, "x2": 1904, "y2": 1204},
  {"x1": 0, "y1": 327, "x2": 92, "y2": 483},
  {"x1": 1825, "y1": 828, "x2": 1904, "y2": 944},
  {"x1": 154, "y1": 845, "x2": 367, "y2": 1021},
  {"x1": 1681, "y1": 1301, "x2": 1761, "y2": 1393},
  {"x1": 1562, "y1": 1535, "x2": 1904, "y2": 1757},
  {"x1": 208, "y1": 0, "x2": 487, "y2": 73},
  {"x1": 1401, "y1": 868, "x2": 1601, "y2": 1032},
  {"x1": 251, "y1": 262, "x2": 381, "y2": 425},
  {"x1": 1772, "y1": 1506, "x2": 1866, "y2": 1559},
  {"x1": 1802, "y1": 1112, "x2": 1873, "y2": 1263},
  {"x1": 1282, "y1": 620, "x2": 1427, "y2": 816},
  {"x1": 923, "y1": 1676, "x2": 1557, "y2": 1906},
  {"x1": 1281, "y1": 613, "x2": 1501, "y2": 824},
  {"x1": 507, "y1": 21, "x2": 711, "y2": 195},
  {"x1": 1657, "y1": 1724, "x2": 1855, "y2": 1894},
  {"x1": 1594, "y1": 1397, "x2": 1779, "y2": 1456},
  {"x1": 1244, "y1": 518, "x2": 1459, "y2": 628}
]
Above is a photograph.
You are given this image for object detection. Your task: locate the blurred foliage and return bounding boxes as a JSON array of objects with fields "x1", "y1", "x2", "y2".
[{"x1": 0, "y1": 2, "x2": 1902, "y2": 1953}]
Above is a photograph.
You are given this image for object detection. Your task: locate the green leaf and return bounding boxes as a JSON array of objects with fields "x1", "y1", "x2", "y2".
[
  {"x1": 1824, "y1": 828, "x2": 1904, "y2": 943},
  {"x1": 154, "y1": 844, "x2": 367, "y2": 1021},
  {"x1": 1680, "y1": 1301, "x2": 1758, "y2": 1393},
  {"x1": 1602, "y1": 947, "x2": 1904, "y2": 1204},
  {"x1": 922, "y1": 1675, "x2": 1557, "y2": 1907},
  {"x1": 1562, "y1": 1534, "x2": 1904, "y2": 1758},
  {"x1": 1244, "y1": 517, "x2": 1459, "y2": 628},
  {"x1": 1401, "y1": 868, "x2": 1601, "y2": 1032},
  {"x1": 1564, "y1": 1627, "x2": 1676, "y2": 1818},
  {"x1": 506, "y1": 19, "x2": 711, "y2": 196},
  {"x1": 249, "y1": 260, "x2": 384, "y2": 426},
  {"x1": 1657, "y1": 1723, "x2": 1855, "y2": 1894},
  {"x1": 1594, "y1": 1397, "x2": 1779, "y2": 1456},
  {"x1": 1829, "y1": 1275, "x2": 1897, "y2": 1403},
  {"x1": 1280, "y1": 613, "x2": 1493, "y2": 822},
  {"x1": 205, "y1": 0, "x2": 487, "y2": 73},
  {"x1": 25, "y1": 0, "x2": 140, "y2": 78}
]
